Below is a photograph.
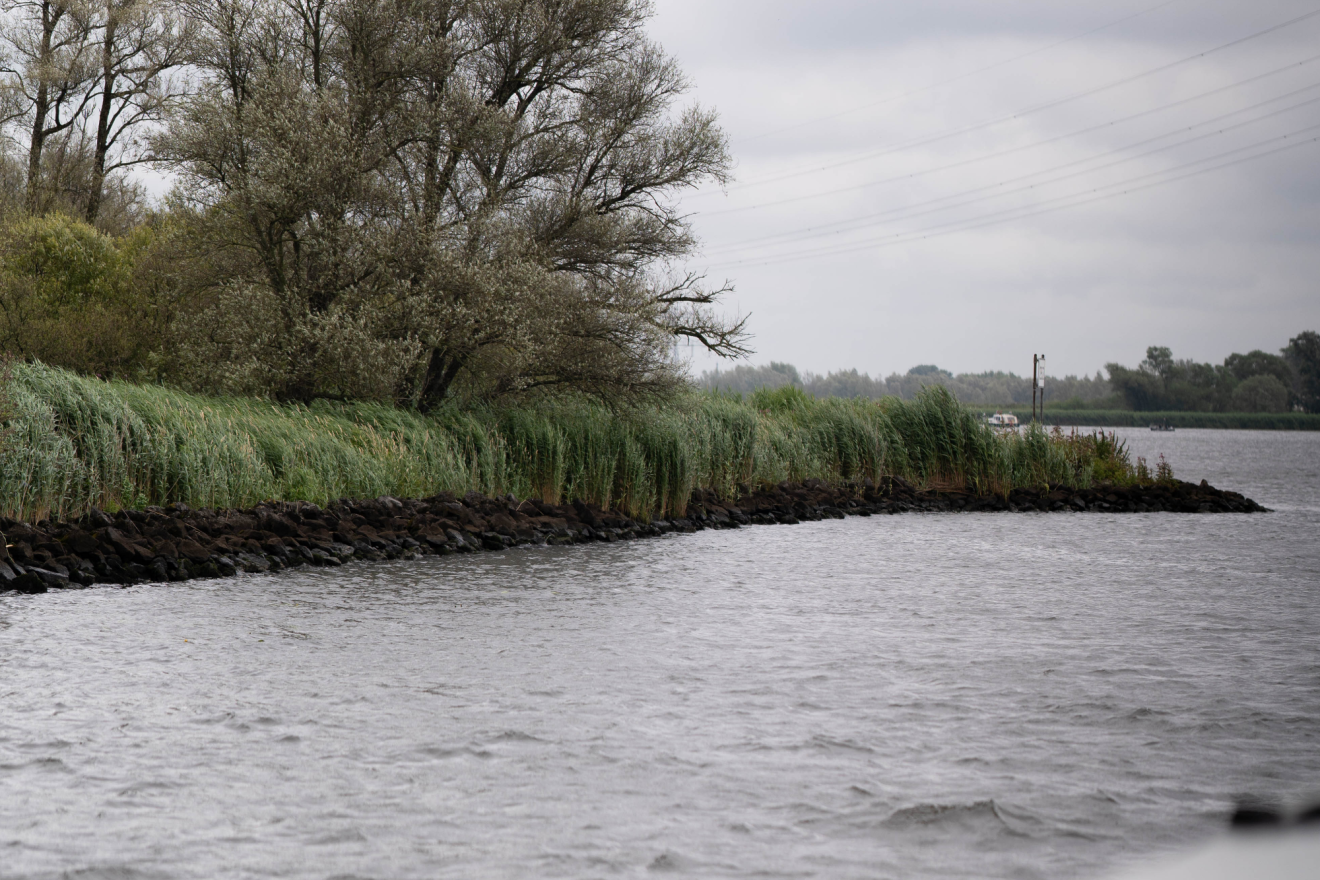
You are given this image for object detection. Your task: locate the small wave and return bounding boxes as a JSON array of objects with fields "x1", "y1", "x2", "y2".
[
  {"x1": 114, "y1": 781, "x2": 180, "y2": 797},
  {"x1": 489, "y1": 730, "x2": 545, "y2": 743},
  {"x1": 0, "y1": 756, "x2": 73, "y2": 775},
  {"x1": 808, "y1": 735, "x2": 875, "y2": 754},
  {"x1": 16, "y1": 739, "x2": 74, "y2": 751},
  {"x1": 647, "y1": 851, "x2": 701, "y2": 872},
  {"x1": 420, "y1": 745, "x2": 491, "y2": 759},
  {"x1": 190, "y1": 712, "x2": 235, "y2": 725},
  {"x1": 43, "y1": 867, "x2": 173, "y2": 880},
  {"x1": 1124, "y1": 706, "x2": 1177, "y2": 727},
  {"x1": 796, "y1": 796, "x2": 1038, "y2": 841},
  {"x1": 881, "y1": 799, "x2": 1028, "y2": 836},
  {"x1": 311, "y1": 828, "x2": 368, "y2": 845},
  {"x1": 29, "y1": 757, "x2": 71, "y2": 774}
]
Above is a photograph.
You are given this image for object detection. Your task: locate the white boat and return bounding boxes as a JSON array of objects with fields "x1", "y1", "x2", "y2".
[{"x1": 986, "y1": 412, "x2": 1019, "y2": 431}]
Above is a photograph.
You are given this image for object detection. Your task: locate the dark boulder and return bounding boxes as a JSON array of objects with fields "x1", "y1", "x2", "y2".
[
  {"x1": 8, "y1": 573, "x2": 47, "y2": 593},
  {"x1": 62, "y1": 530, "x2": 100, "y2": 556},
  {"x1": 177, "y1": 539, "x2": 211, "y2": 563}
]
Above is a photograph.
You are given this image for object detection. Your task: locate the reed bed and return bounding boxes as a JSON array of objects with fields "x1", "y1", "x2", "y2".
[{"x1": 0, "y1": 363, "x2": 1130, "y2": 522}]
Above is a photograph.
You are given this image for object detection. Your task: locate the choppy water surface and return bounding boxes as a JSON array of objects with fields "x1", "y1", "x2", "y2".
[{"x1": 2, "y1": 429, "x2": 1318, "y2": 879}]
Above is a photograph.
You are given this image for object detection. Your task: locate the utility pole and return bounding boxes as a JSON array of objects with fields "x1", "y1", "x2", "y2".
[{"x1": 1032, "y1": 354, "x2": 1046, "y2": 423}]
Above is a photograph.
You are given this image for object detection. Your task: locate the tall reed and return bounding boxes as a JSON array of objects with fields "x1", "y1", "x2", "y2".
[{"x1": 0, "y1": 363, "x2": 1125, "y2": 522}]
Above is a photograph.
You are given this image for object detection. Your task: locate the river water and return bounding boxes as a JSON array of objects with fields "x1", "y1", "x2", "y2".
[{"x1": 2, "y1": 429, "x2": 1318, "y2": 879}]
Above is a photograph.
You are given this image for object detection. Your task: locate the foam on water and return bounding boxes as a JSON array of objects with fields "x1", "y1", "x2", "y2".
[{"x1": 1, "y1": 430, "x2": 1318, "y2": 879}]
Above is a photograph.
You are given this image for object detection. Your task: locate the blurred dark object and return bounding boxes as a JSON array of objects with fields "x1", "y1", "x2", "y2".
[
  {"x1": 1231, "y1": 802, "x2": 1284, "y2": 828},
  {"x1": 1230, "y1": 797, "x2": 1320, "y2": 829}
]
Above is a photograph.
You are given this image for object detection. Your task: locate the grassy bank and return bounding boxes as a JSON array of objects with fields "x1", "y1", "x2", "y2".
[
  {"x1": 985, "y1": 410, "x2": 1320, "y2": 430},
  {"x1": 0, "y1": 364, "x2": 1147, "y2": 523}
]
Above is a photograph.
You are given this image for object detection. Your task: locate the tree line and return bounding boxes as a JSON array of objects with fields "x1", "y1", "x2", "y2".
[
  {"x1": 1106, "y1": 335, "x2": 1320, "y2": 413},
  {"x1": 700, "y1": 362, "x2": 1115, "y2": 407},
  {"x1": 702, "y1": 333, "x2": 1320, "y2": 414},
  {"x1": 0, "y1": 0, "x2": 747, "y2": 407}
]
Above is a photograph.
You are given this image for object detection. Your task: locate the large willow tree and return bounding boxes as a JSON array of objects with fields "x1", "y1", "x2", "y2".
[{"x1": 159, "y1": 0, "x2": 745, "y2": 406}]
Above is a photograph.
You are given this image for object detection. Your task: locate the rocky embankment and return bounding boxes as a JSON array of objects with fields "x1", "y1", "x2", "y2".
[{"x1": 0, "y1": 477, "x2": 1266, "y2": 593}]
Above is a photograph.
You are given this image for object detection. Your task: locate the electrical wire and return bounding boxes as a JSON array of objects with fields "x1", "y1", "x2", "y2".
[
  {"x1": 708, "y1": 126, "x2": 1320, "y2": 267},
  {"x1": 690, "y1": 5, "x2": 1320, "y2": 198},
  {"x1": 702, "y1": 123, "x2": 1320, "y2": 269},
  {"x1": 701, "y1": 85, "x2": 1320, "y2": 255},
  {"x1": 695, "y1": 52, "x2": 1320, "y2": 218}
]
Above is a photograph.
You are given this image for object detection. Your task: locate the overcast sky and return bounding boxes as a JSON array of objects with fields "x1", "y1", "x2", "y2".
[{"x1": 647, "y1": 0, "x2": 1320, "y2": 380}]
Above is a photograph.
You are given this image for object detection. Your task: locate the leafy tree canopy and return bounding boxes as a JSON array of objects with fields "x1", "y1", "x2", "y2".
[{"x1": 1107, "y1": 337, "x2": 1317, "y2": 413}]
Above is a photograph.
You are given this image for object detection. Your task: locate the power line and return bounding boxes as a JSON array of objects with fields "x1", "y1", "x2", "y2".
[
  {"x1": 696, "y1": 52, "x2": 1320, "y2": 218},
  {"x1": 737, "y1": 0, "x2": 1188, "y2": 145},
  {"x1": 706, "y1": 86, "x2": 1320, "y2": 252},
  {"x1": 702, "y1": 123, "x2": 1320, "y2": 269},
  {"x1": 690, "y1": 6, "x2": 1320, "y2": 198},
  {"x1": 701, "y1": 84, "x2": 1320, "y2": 255},
  {"x1": 709, "y1": 126, "x2": 1320, "y2": 267}
]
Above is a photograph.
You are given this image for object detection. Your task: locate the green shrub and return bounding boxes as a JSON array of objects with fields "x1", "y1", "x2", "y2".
[{"x1": 0, "y1": 214, "x2": 174, "y2": 380}]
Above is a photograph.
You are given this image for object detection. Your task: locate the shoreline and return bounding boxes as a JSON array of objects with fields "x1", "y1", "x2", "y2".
[
  {"x1": 987, "y1": 410, "x2": 1320, "y2": 430},
  {"x1": 0, "y1": 478, "x2": 1267, "y2": 594}
]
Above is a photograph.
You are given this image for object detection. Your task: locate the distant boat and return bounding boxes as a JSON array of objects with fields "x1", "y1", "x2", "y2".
[
  {"x1": 987, "y1": 412, "x2": 1020, "y2": 431},
  {"x1": 1150, "y1": 419, "x2": 1175, "y2": 432}
]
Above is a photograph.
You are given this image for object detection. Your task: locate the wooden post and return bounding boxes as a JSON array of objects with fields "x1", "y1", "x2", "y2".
[{"x1": 1032, "y1": 355, "x2": 1038, "y2": 423}]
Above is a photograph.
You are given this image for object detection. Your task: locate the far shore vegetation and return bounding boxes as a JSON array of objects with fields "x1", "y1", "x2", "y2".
[{"x1": 701, "y1": 336, "x2": 1320, "y2": 418}]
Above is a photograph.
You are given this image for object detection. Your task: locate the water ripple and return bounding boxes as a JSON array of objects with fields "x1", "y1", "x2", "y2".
[{"x1": 0, "y1": 429, "x2": 1317, "y2": 878}]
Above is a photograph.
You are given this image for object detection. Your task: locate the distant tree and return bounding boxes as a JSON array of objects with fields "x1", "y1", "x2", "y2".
[
  {"x1": 768, "y1": 361, "x2": 801, "y2": 386},
  {"x1": 1223, "y1": 349, "x2": 1292, "y2": 387},
  {"x1": 803, "y1": 368, "x2": 885, "y2": 399},
  {"x1": 1107, "y1": 340, "x2": 1319, "y2": 412},
  {"x1": 907, "y1": 364, "x2": 949, "y2": 377},
  {"x1": 701, "y1": 362, "x2": 798, "y2": 395},
  {"x1": 1140, "y1": 345, "x2": 1174, "y2": 378},
  {"x1": 1283, "y1": 330, "x2": 1320, "y2": 412},
  {"x1": 1230, "y1": 374, "x2": 1289, "y2": 413},
  {"x1": 1106, "y1": 361, "x2": 1168, "y2": 411},
  {"x1": 701, "y1": 361, "x2": 1111, "y2": 406},
  {"x1": 1165, "y1": 359, "x2": 1230, "y2": 411},
  {"x1": 1113, "y1": 345, "x2": 1237, "y2": 411}
]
